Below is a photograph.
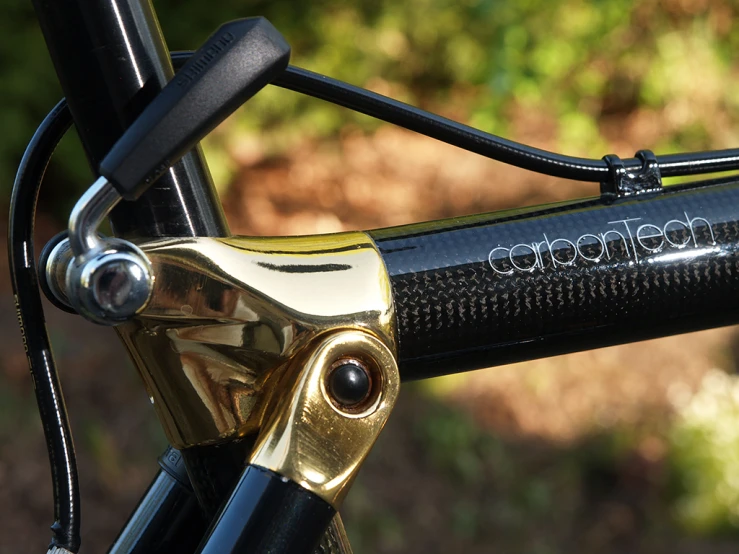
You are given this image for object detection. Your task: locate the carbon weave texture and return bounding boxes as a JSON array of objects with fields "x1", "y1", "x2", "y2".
[{"x1": 370, "y1": 179, "x2": 739, "y2": 380}]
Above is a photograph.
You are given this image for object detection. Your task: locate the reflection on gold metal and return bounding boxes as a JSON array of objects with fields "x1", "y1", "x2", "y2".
[
  {"x1": 116, "y1": 232, "x2": 395, "y2": 449},
  {"x1": 250, "y1": 330, "x2": 400, "y2": 508},
  {"x1": 316, "y1": 514, "x2": 353, "y2": 554}
]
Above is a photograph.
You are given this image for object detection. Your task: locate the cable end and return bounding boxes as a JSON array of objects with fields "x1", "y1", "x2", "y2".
[{"x1": 48, "y1": 547, "x2": 75, "y2": 554}]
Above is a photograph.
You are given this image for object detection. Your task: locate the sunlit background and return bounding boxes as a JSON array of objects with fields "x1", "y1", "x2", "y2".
[{"x1": 2, "y1": 0, "x2": 739, "y2": 552}]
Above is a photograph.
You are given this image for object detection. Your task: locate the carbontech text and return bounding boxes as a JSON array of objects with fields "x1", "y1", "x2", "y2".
[{"x1": 487, "y1": 211, "x2": 716, "y2": 276}]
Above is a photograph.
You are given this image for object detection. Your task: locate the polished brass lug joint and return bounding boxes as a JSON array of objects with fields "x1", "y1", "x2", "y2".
[
  {"x1": 115, "y1": 232, "x2": 396, "y2": 449},
  {"x1": 250, "y1": 329, "x2": 400, "y2": 509}
]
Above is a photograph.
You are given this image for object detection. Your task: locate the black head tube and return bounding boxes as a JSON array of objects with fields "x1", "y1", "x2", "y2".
[{"x1": 31, "y1": 0, "x2": 228, "y2": 239}]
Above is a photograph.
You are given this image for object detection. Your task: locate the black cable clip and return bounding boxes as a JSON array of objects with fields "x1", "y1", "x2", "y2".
[{"x1": 601, "y1": 150, "x2": 663, "y2": 200}]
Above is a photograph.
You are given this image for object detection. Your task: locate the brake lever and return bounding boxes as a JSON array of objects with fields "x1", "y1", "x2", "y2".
[{"x1": 53, "y1": 17, "x2": 290, "y2": 325}]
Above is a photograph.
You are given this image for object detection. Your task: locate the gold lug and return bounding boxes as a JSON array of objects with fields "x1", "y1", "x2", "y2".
[
  {"x1": 115, "y1": 232, "x2": 395, "y2": 449},
  {"x1": 250, "y1": 329, "x2": 400, "y2": 509},
  {"x1": 320, "y1": 515, "x2": 353, "y2": 554}
]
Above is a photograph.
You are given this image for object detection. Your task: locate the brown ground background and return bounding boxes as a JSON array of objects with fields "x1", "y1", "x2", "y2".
[{"x1": 2, "y1": 117, "x2": 739, "y2": 553}]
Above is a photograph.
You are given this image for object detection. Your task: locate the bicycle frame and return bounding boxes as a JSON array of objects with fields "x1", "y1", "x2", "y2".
[
  {"x1": 22, "y1": 1, "x2": 739, "y2": 553},
  {"x1": 370, "y1": 175, "x2": 739, "y2": 379}
]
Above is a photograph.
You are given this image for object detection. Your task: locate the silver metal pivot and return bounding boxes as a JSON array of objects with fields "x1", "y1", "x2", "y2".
[{"x1": 45, "y1": 177, "x2": 153, "y2": 325}]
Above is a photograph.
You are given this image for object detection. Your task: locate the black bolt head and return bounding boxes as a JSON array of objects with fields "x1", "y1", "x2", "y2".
[{"x1": 328, "y1": 361, "x2": 371, "y2": 407}]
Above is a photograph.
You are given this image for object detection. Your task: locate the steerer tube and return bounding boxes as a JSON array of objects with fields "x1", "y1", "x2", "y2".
[{"x1": 370, "y1": 177, "x2": 739, "y2": 380}]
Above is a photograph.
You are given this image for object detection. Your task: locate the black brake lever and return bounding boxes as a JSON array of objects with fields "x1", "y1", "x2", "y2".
[{"x1": 101, "y1": 16, "x2": 290, "y2": 202}]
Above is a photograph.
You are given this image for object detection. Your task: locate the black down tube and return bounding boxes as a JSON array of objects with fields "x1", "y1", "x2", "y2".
[{"x1": 370, "y1": 177, "x2": 739, "y2": 380}]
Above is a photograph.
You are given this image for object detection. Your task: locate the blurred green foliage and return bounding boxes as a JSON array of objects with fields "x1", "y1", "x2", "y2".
[
  {"x1": 669, "y1": 370, "x2": 739, "y2": 536},
  {"x1": 3, "y1": 0, "x2": 739, "y2": 208}
]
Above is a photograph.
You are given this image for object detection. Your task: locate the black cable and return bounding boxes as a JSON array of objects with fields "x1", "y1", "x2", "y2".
[
  {"x1": 274, "y1": 65, "x2": 611, "y2": 180},
  {"x1": 273, "y1": 66, "x2": 739, "y2": 181},
  {"x1": 7, "y1": 99, "x2": 80, "y2": 553},
  {"x1": 170, "y1": 53, "x2": 739, "y2": 182}
]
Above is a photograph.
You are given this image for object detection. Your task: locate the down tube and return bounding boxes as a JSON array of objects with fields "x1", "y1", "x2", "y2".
[{"x1": 369, "y1": 177, "x2": 739, "y2": 381}]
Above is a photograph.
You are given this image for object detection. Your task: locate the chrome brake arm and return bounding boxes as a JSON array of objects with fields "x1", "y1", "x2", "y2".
[{"x1": 48, "y1": 177, "x2": 153, "y2": 326}]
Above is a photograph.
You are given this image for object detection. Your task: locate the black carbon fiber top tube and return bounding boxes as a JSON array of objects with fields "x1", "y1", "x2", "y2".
[{"x1": 370, "y1": 177, "x2": 739, "y2": 380}]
